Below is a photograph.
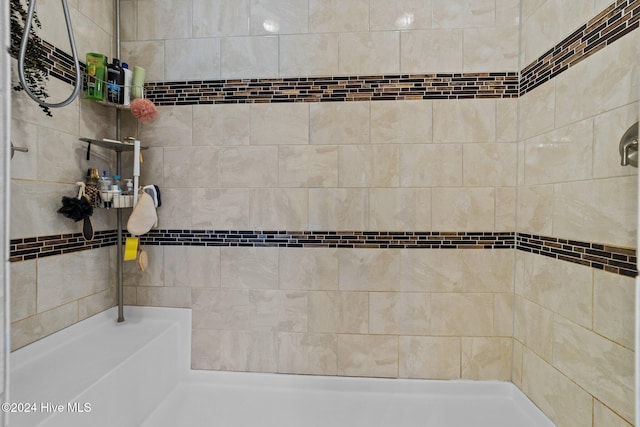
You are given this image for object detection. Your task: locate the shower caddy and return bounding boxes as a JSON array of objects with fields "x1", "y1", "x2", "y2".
[{"x1": 79, "y1": 137, "x2": 147, "y2": 323}]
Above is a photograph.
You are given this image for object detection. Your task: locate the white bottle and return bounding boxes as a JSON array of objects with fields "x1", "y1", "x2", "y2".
[{"x1": 122, "y1": 62, "x2": 133, "y2": 106}]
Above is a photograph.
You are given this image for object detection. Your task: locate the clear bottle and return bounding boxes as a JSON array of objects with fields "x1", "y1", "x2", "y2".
[
  {"x1": 111, "y1": 175, "x2": 122, "y2": 193},
  {"x1": 125, "y1": 179, "x2": 133, "y2": 195}
]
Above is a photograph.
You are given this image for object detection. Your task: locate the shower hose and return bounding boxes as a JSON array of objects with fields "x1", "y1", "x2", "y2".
[{"x1": 17, "y1": 0, "x2": 81, "y2": 108}]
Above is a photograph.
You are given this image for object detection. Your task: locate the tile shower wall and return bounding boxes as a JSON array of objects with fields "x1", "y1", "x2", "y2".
[
  {"x1": 9, "y1": 1, "x2": 118, "y2": 350},
  {"x1": 119, "y1": 0, "x2": 520, "y2": 380},
  {"x1": 516, "y1": 1, "x2": 638, "y2": 426}
]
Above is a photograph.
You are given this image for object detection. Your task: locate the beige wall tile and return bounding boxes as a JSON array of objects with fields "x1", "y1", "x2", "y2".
[
  {"x1": 400, "y1": 249, "x2": 463, "y2": 292},
  {"x1": 219, "y1": 146, "x2": 278, "y2": 187},
  {"x1": 494, "y1": 293, "x2": 514, "y2": 337},
  {"x1": 432, "y1": 0, "x2": 496, "y2": 28},
  {"x1": 553, "y1": 176, "x2": 637, "y2": 247},
  {"x1": 308, "y1": 189, "x2": 368, "y2": 230},
  {"x1": 278, "y1": 333, "x2": 338, "y2": 375},
  {"x1": 221, "y1": 247, "x2": 278, "y2": 290},
  {"x1": 432, "y1": 188, "x2": 496, "y2": 231},
  {"x1": 593, "y1": 270, "x2": 635, "y2": 349},
  {"x1": 519, "y1": 254, "x2": 593, "y2": 328},
  {"x1": 370, "y1": 100, "x2": 433, "y2": 144},
  {"x1": 249, "y1": 188, "x2": 308, "y2": 229},
  {"x1": 370, "y1": 0, "x2": 432, "y2": 30},
  {"x1": 399, "y1": 336, "x2": 460, "y2": 379},
  {"x1": 279, "y1": 145, "x2": 338, "y2": 187},
  {"x1": 463, "y1": 143, "x2": 517, "y2": 187},
  {"x1": 78, "y1": 288, "x2": 115, "y2": 321},
  {"x1": 522, "y1": 349, "x2": 593, "y2": 427},
  {"x1": 338, "y1": 145, "x2": 399, "y2": 187},
  {"x1": 514, "y1": 296, "x2": 554, "y2": 362},
  {"x1": 512, "y1": 340, "x2": 523, "y2": 387},
  {"x1": 433, "y1": 99, "x2": 496, "y2": 143},
  {"x1": 516, "y1": 185, "x2": 554, "y2": 235},
  {"x1": 139, "y1": 106, "x2": 192, "y2": 147},
  {"x1": 369, "y1": 188, "x2": 432, "y2": 231},
  {"x1": 495, "y1": 0, "x2": 520, "y2": 26},
  {"x1": 339, "y1": 249, "x2": 401, "y2": 291},
  {"x1": 193, "y1": 328, "x2": 284, "y2": 372},
  {"x1": 193, "y1": 0, "x2": 250, "y2": 37},
  {"x1": 37, "y1": 249, "x2": 111, "y2": 312},
  {"x1": 431, "y1": 293, "x2": 494, "y2": 336},
  {"x1": 594, "y1": 400, "x2": 634, "y2": 427},
  {"x1": 164, "y1": 246, "x2": 221, "y2": 288},
  {"x1": 165, "y1": 38, "x2": 221, "y2": 81},
  {"x1": 193, "y1": 104, "x2": 251, "y2": 146},
  {"x1": 221, "y1": 36, "x2": 279, "y2": 79},
  {"x1": 137, "y1": 0, "x2": 191, "y2": 40},
  {"x1": 122, "y1": 40, "x2": 165, "y2": 82},
  {"x1": 10, "y1": 260, "x2": 36, "y2": 322},
  {"x1": 399, "y1": 144, "x2": 463, "y2": 187},
  {"x1": 309, "y1": 291, "x2": 368, "y2": 333},
  {"x1": 192, "y1": 289, "x2": 307, "y2": 332},
  {"x1": 338, "y1": 32, "x2": 400, "y2": 75},
  {"x1": 369, "y1": 292, "x2": 430, "y2": 335},
  {"x1": 191, "y1": 188, "x2": 251, "y2": 229},
  {"x1": 11, "y1": 302, "x2": 78, "y2": 351},
  {"x1": 136, "y1": 286, "x2": 191, "y2": 308},
  {"x1": 461, "y1": 337, "x2": 512, "y2": 381},
  {"x1": 555, "y1": 31, "x2": 640, "y2": 128},
  {"x1": 156, "y1": 189, "x2": 192, "y2": 229},
  {"x1": 279, "y1": 248, "x2": 340, "y2": 291},
  {"x1": 279, "y1": 34, "x2": 340, "y2": 77},
  {"x1": 337, "y1": 335, "x2": 398, "y2": 377},
  {"x1": 310, "y1": 102, "x2": 370, "y2": 145},
  {"x1": 164, "y1": 146, "x2": 220, "y2": 189},
  {"x1": 462, "y1": 250, "x2": 514, "y2": 293},
  {"x1": 250, "y1": 0, "x2": 309, "y2": 35},
  {"x1": 10, "y1": 120, "x2": 38, "y2": 181},
  {"x1": 401, "y1": 30, "x2": 463, "y2": 73},
  {"x1": 464, "y1": 27, "x2": 519, "y2": 72},
  {"x1": 495, "y1": 187, "x2": 516, "y2": 231},
  {"x1": 496, "y1": 99, "x2": 518, "y2": 142},
  {"x1": 250, "y1": 103, "x2": 309, "y2": 145},
  {"x1": 553, "y1": 316, "x2": 634, "y2": 423},
  {"x1": 309, "y1": 0, "x2": 369, "y2": 32},
  {"x1": 519, "y1": 81, "x2": 556, "y2": 140},
  {"x1": 523, "y1": 119, "x2": 594, "y2": 185}
]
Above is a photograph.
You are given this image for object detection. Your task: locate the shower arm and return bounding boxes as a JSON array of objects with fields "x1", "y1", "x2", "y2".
[{"x1": 17, "y1": 0, "x2": 82, "y2": 109}]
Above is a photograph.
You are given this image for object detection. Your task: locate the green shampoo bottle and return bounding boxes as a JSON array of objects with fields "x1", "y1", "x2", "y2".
[{"x1": 85, "y1": 53, "x2": 106, "y2": 100}]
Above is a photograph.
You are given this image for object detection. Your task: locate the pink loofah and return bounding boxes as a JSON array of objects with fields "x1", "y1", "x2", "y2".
[{"x1": 130, "y1": 98, "x2": 158, "y2": 123}]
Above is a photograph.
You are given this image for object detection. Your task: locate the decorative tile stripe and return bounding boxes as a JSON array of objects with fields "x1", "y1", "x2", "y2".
[
  {"x1": 517, "y1": 233, "x2": 637, "y2": 277},
  {"x1": 9, "y1": 230, "x2": 117, "y2": 263},
  {"x1": 10, "y1": 230, "x2": 637, "y2": 277},
  {"x1": 137, "y1": 230, "x2": 515, "y2": 249},
  {"x1": 521, "y1": 0, "x2": 640, "y2": 95},
  {"x1": 144, "y1": 73, "x2": 519, "y2": 106}
]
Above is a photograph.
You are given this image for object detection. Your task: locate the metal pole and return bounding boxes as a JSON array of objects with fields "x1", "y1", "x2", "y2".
[{"x1": 115, "y1": 0, "x2": 124, "y2": 322}]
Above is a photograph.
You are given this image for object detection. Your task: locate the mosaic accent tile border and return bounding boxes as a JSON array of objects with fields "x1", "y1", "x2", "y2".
[
  {"x1": 10, "y1": 230, "x2": 638, "y2": 277},
  {"x1": 517, "y1": 233, "x2": 637, "y2": 277},
  {"x1": 9, "y1": 230, "x2": 117, "y2": 263},
  {"x1": 144, "y1": 73, "x2": 519, "y2": 105},
  {"x1": 521, "y1": 0, "x2": 639, "y2": 95},
  {"x1": 137, "y1": 230, "x2": 515, "y2": 249}
]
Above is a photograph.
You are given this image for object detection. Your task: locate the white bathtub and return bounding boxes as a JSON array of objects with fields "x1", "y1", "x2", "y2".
[{"x1": 10, "y1": 307, "x2": 556, "y2": 427}]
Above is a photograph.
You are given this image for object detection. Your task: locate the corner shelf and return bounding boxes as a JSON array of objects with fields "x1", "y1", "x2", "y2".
[{"x1": 95, "y1": 100, "x2": 131, "y2": 110}]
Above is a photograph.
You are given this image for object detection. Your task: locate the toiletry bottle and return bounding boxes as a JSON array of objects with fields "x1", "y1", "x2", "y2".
[
  {"x1": 106, "y1": 58, "x2": 124, "y2": 104},
  {"x1": 122, "y1": 63, "x2": 133, "y2": 106},
  {"x1": 132, "y1": 66, "x2": 145, "y2": 99},
  {"x1": 125, "y1": 179, "x2": 133, "y2": 195},
  {"x1": 111, "y1": 175, "x2": 122, "y2": 193},
  {"x1": 85, "y1": 53, "x2": 106, "y2": 100}
]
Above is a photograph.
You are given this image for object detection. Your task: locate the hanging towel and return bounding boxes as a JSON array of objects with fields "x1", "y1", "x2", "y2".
[{"x1": 127, "y1": 192, "x2": 157, "y2": 236}]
